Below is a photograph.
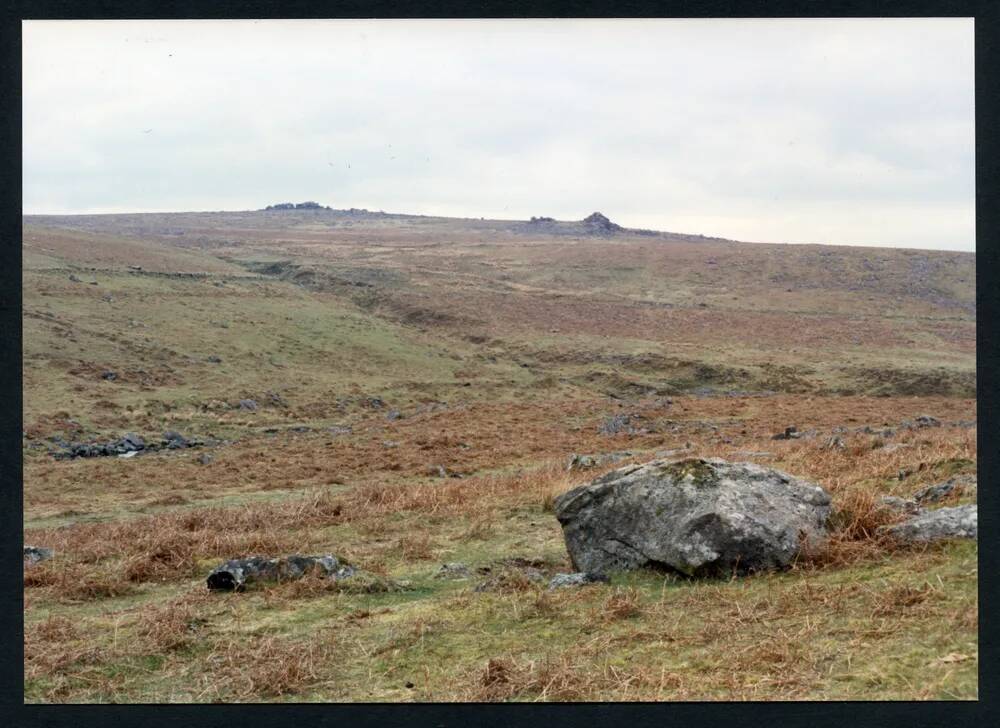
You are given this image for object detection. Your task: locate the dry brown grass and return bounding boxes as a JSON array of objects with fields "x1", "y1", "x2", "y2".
[
  {"x1": 599, "y1": 587, "x2": 644, "y2": 621},
  {"x1": 471, "y1": 653, "x2": 662, "y2": 702},
  {"x1": 200, "y1": 636, "x2": 331, "y2": 700}
]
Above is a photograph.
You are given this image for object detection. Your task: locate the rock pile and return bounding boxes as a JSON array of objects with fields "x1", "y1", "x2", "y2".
[{"x1": 52, "y1": 431, "x2": 204, "y2": 459}]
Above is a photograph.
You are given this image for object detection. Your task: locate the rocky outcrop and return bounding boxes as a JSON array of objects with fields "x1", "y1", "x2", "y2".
[
  {"x1": 553, "y1": 458, "x2": 832, "y2": 577},
  {"x1": 582, "y1": 212, "x2": 621, "y2": 235}
]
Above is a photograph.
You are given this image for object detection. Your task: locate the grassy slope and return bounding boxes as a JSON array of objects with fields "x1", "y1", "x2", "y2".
[{"x1": 22, "y1": 212, "x2": 977, "y2": 702}]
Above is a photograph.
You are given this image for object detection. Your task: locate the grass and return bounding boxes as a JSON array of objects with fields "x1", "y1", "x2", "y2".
[
  {"x1": 21, "y1": 211, "x2": 977, "y2": 702},
  {"x1": 24, "y1": 413, "x2": 978, "y2": 702}
]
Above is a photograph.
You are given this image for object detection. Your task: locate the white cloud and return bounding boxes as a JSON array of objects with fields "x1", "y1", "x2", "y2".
[{"x1": 22, "y1": 18, "x2": 975, "y2": 250}]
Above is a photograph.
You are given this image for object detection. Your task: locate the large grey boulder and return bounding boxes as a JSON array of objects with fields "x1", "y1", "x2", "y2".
[
  {"x1": 881, "y1": 505, "x2": 977, "y2": 544},
  {"x1": 553, "y1": 458, "x2": 832, "y2": 577}
]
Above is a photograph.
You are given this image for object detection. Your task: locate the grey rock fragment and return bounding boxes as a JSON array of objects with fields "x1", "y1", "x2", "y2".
[
  {"x1": 206, "y1": 554, "x2": 348, "y2": 591},
  {"x1": 547, "y1": 572, "x2": 610, "y2": 590},
  {"x1": 877, "y1": 496, "x2": 924, "y2": 515},
  {"x1": 24, "y1": 546, "x2": 54, "y2": 565},
  {"x1": 912, "y1": 476, "x2": 974, "y2": 504},
  {"x1": 881, "y1": 505, "x2": 977, "y2": 544},
  {"x1": 772, "y1": 426, "x2": 800, "y2": 440}
]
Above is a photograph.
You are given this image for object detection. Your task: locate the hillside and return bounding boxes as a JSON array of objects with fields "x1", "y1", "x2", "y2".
[{"x1": 22, "y1": 209, "x2": 977, "y2": 702}]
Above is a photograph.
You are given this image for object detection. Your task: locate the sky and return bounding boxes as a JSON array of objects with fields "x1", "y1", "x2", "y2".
[{"x1": 22, "y1": 19, "x2": 975, "y2": 251}]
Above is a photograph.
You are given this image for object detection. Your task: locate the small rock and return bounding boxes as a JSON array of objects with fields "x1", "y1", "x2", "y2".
[
  {"x1": 197, "y1": 453, "x2": 214, "y2": 465},
  {"x1": 206, "y1": 356, "x2": 222, "y2": 363},
  {"x1": 68, "y1": 274, "x2": 82, "y2": 283},
  {"x1": 915, "y1": 415, "x2": 941, "y2": 428},
  {"x1": 771, "y1": 426, "x2": 800, "y2": 441},
  {"x1": 24, "y1": 546, "x2": 54, "y2": 565},
  {"x1": 121, "y1": 432, "x2": 145, "y2": 451},
  {"x1": 880, "y1": 505, "x2": 977, "y2": 544},
  {"x1": 912, "y1": 477, "x2": 971, "y2": 504},
  {"x1": 118, "y1": 450, "x2": 139, "y2": 459},
  {"x1": 101, "y1": 370, "x2": 118, "y2": 381},
  {"x1": 328, "y1": 425, "x2": 353, "y2": 436},
  {"x1": 822, "y1": 435, "x2": 845, "y2": 450},
  {"x1": 434, "y1": 562, "x2": 472, "y2": 580},
  {"x1": 386, "y1": 409, "x2": 402, "y2": 421},
  {"x1": 163, "y1": 430, "x2": 189, "y2": 449},
  {"x1": 877, "y1": 495, "x2": 923, "y2": 515},
  {"x1": 238, "y1": 399, "x2": 258, "y2": 411},
  {"x1": 547, "y1": 572, "x2": 610, "y2": 590},
  {"x1": 429, "y1": 465, "x2": 449, "y2": 478}
]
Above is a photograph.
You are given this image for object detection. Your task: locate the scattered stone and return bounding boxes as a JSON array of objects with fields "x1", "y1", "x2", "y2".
[
  {"x1": 206, "y1": 554, "x2": 351, "y2": 591},
  {"x1": 363, "y1": 396, "x2": 385, "y2": 409},
  {"x1": 206, "y1": 355, "x2": 222, "y2": 363},
  {"x1": 547, "y1": 572, "x2": 610, "y2": 590},
  {"x1": 429, "y1": 465, "x2": 449, "y2": 478},
  {"x1": 101, "y1": 370, "x2": 118, "y2": 381},
  {"x1": 118, "y1": 450, "x2": 139, "y2": 459},
  {"x1": 881, "y1": 505, "x2": 977, "y2": 544},
  {"x1": 163, "y1": 430, "x2": 189, "y2": 449},
  {"x1": 877, "y1": 495, "x2": 924, "y2": 515},
  {"x1": 566, "y1": 451, "x2": 633, "y2": 471},
  {"x1": 197, "y1": 453, "x2": 214, "y2": 465},
  {"x1": 771, "y1": 426, "x2": 800, "y2": 441},
  {"x1": 915, "y1": 415, "x2": 941, "y2": 428},
  {"x1": 68, "y1": 274, "x2": 82, "y2": 283},
  {"x1": 328, "y1": 425, "x2": 353, "y2": 436},
  {"x1": 386, "y1": 409, "x2": 402, "y2": 421},
  {"x1": 553, "y1": 458, "x2": 832, "y2": 577},
  {"x1": 912, "y1": 477, "x2": 973, "y2": 504},
  {"x1": 238, "y1": 399, "x2": 258, "y2": 411},
  {"x1": 24, "y1": 546, "x2": 54, "y2": 565},
  {"x1": 434, "y1": 562, "x2": 472, "y2": 580},
  {"x1": 121, "y1": 432, "x2": 145, "y2": 451}
]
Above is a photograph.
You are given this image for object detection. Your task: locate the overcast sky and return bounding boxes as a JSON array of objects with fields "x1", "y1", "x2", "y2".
[{"x1": 23, "y1": 19, "x2": 974, "y2": 251}]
